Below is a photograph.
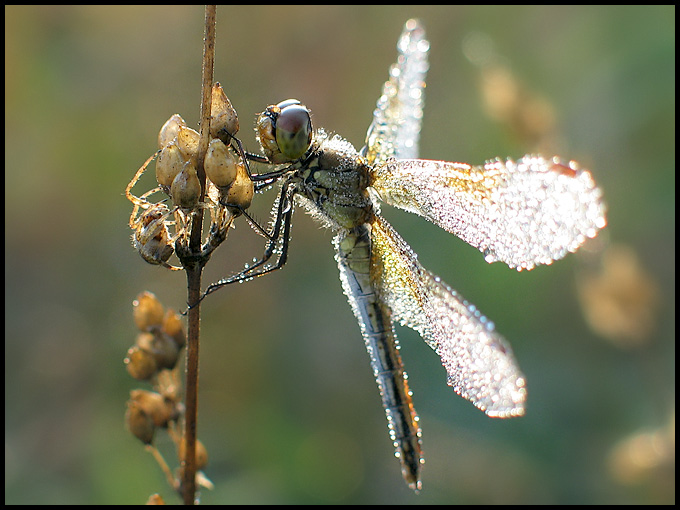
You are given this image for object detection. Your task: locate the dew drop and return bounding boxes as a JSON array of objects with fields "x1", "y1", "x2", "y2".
[{"x1": 483, "y1": 248, "x2": 498, "y2": 264}]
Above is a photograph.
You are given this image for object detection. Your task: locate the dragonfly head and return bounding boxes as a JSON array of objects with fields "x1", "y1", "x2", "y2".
[{"x1": 256, "y1": 99, "x2": 312, "y2": 164}]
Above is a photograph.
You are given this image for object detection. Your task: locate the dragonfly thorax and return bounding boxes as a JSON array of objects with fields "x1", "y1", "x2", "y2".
[{"x1": 292, "y1": 129, "x2": 374, "y2": 230}]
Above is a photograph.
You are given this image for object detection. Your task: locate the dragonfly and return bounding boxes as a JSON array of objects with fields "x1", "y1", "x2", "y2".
[{"x1": 203, "y1": 19, "x2": 606, "y2": 491}]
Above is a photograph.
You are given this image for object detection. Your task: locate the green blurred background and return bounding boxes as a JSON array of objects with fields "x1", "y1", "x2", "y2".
[{"x1": 5, "y1": 5, "x2": 674, "y2": 504}]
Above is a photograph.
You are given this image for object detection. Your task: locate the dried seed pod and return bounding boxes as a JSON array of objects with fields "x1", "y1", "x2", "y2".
[
  {"x1": 155, "y1": 369, "x2": 181, "y2": 403},
  {"x1": 171, "y1": 162, "x2": 201, "y2": 210},
  {"x1": 156, "y1": 142, "x2": 185, "y2": 188},
  {"x1": 179, "y1": 438, "x2": 209, "y2": 471},
  {"x1": 224, "y1": 161, "x2": 254, "y2": 212},
  {"x1": 130, "y1": 389, "x2": 175, "y2": 428},
  {"x1": 136, "y1": 329, "x2": 180, "y2": 370},
  {"x1": 133, "y1": 292, "x2": 165, "y2": 331},
  {"x1": 158, "y1": 113, "x2": 187, "y2": 149},
  {"x1": 151, "y1": 331, "x2": 181, "y2": 370},
  {"x1": 205, "y1": 138, "x2": 239, "y2": 188},
  {"x1": 146, "y1": 494, "x2": 165, "y2": 505},
  {"x1": 125, "y1": 345, "x2": 158, "y2": 380},
  {"x1": 135, "y1": 331, "x2": 155, "y2": 352},
  {"x1": 162, "y1": 309, "x2": 186, "y2": 349},
  {"x1": 176, "y1": 125, "x2": 200, "y2": 159},
  {"x1": 195, "y1": 439, "x2": 209, "y2": 470},
  {"x1": 125, "y1": 399, "x2": 155, "y2": 445},
  {"x1": 210, "y1": 82, "x2": 239, "y2": 141}
]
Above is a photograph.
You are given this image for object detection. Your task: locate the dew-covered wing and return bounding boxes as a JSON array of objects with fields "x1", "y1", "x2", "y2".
[
  {"x1": 370, "y1": 156, "x2": 606, "y2": 270},
  {"x1": 361, "y1": 19, "x2": 429, "y2": 167},
  {"x1": 368, "y1": 213, "x2": 526, "y2": 417}
]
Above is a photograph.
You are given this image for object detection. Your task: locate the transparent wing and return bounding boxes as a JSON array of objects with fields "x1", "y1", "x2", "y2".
[
  {"x1": 368, "y1": 213, "x2": 527, "y2": 417},
  {"x1": 361, "y1": 19, "x2": 429, "y2": 167},
  {"x1": 370, "y1": 156, "x2": 607, "y2": 270}
]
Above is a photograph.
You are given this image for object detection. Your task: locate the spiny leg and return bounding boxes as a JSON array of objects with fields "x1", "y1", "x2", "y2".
[
  {"x1": 126, "y1": 149, "x2": 162, "y2": 208},
  {"x1": 196, "y1": 180, "x2": 295, "y2": 305}
]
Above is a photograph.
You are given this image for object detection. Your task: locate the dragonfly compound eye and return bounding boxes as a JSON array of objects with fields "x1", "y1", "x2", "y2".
[
  {"x1": 274, "y1": 102, "x2": 312, "y2": 161},
  {"x1": 256, "y1": 99, "x2": 312, "y2": 163}
]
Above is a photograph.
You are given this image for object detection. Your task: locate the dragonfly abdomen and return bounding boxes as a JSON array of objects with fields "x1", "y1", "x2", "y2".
[{"x1": 335, "y1": 225, "x2": 424, "y2": 491}]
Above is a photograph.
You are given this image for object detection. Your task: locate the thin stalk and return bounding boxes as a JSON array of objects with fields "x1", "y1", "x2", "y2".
[{"x1": 181, "y1": 4, "x2": 216, "y2": 505}]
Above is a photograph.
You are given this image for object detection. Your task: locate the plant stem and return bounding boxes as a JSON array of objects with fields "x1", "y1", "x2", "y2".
[{"x1": 181, "y1": 4, "x2": 216, "y2": 505}]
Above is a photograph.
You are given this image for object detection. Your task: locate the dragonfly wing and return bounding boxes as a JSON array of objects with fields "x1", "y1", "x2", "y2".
[
  {"x1": 361, "y1": 19, "x2": 429, "y2": 167},
  {"x1": 368, "y1": 213, "x2": 527, "y2": 417},
  {"x1": 370, "y1": 156, "x2": 607, "y2": 270}
]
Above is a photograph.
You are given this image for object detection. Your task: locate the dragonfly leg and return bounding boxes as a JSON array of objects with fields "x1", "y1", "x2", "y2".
[{"x1": 197, "y1": 180, "x2": 295, "y2": 303}]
